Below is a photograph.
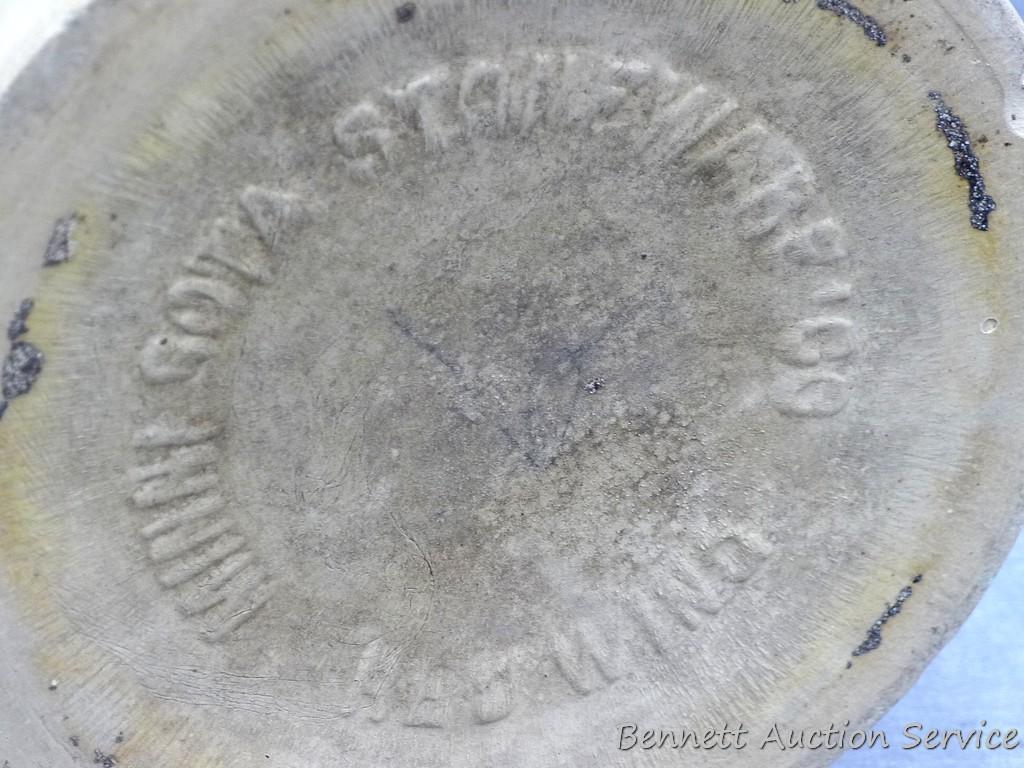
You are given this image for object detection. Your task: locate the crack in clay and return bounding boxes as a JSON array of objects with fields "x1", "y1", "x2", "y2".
[
  {"x1": 2, "y1": 215, "x2": 75, "y2": 418},
  {"x1": 0, "y1": 299, "x2": 44, "y2": 419},
  {"x1": 928, "y1": 92, "x2": 997, "y2": 232},
  {"x1": 7, "y1": 298, "x2": 33, "y2": 341},
  {"x1": 43, "y1": 214, "x2": 76, "y2": 266},
  {"x1": 784, "y1": 0, "x2": 887, "y2": 46},
  {"x1": 851, "y1": 574, "x2": 922, "y2": 658},
  {"x1": 2, "y1": 342, "x2": 45, "y2": 400}
]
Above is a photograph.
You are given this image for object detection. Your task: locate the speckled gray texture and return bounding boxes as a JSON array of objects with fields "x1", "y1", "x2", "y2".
[
  {"x1": 928, "y1": 91, "x2": 998, "y2": 232},
  {"x1": 0, "y1": 297, "x2": 43, "y2": 419},
  {"x1": 42, "y1": 214, "x2": 75, "y2": 266},
  {"x1": 6, "y1": 298, "x2": 33, "y2": 341},
  {"x1": 852, "y1": 575, "x2": 922, "y2": 658},
  {"x1": 1, "y1": 340, "x2": 44, "y2": 401},
  {"x1": 815, "y1": 0, "x2": 887, "y2": 46},
  {"x1": 782, "y1": 0, "x2": 887, "y2": 46}
]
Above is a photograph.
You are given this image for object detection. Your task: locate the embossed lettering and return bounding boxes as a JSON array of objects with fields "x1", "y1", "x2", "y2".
[
  {"x1": 240, "y1": 186, "x2": 302, "y2": 252},
  {"x1": 131, "y1": 187, "x2": 296, "y2": 642},
  {"x1": 641, "y1": 85, "x2": 737, "y2": 162},
  {"x1": 548, "y1": 622, "x2": 623, "y2": 695},
  {"x1": 459, "y1": 60, "x2": 510, "y2": 136},
  {"x1": 196, "y1": 567, "x2": 275, "y2": 642},
  {"x1": 772, "y1": 371, "x2": 851, "y2": 418},
  {"x1": 779, "y1": 218, "x2": 848, "y2": 266},
  {"x1": 130, "y1": 442, "x2": 220, "y2": 508},
  {"x1": 140, "y1": 332, "x2": 216, "y2": 385},
  {"x1": 775, "y1": 317, "x2": 856, "y2": 367},
  {"x1": 334, "y1": 101, "x2": 396, "y2": 181},
  {"x1": 167, "y1": 276, "x2": 247, "y2": 336},
  {"x1": 184, "y1": 217, "x2": 274, "y2": 286},
  {"x1": 705, "y1": 533, "x2": 772, "y2": 583},
  {"x1": 385, "y1": 66, "x2": 457, "y2": 152}
]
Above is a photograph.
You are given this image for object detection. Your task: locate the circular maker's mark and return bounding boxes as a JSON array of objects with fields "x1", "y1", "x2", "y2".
[{"x1": 127, "y1": 47, "x2": 862, "y2": 725}]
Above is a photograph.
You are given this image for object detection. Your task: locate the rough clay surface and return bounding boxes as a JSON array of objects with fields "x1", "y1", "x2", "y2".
[{"x1": 0, "y1": 1, "x2": 1023, "y2": 767}]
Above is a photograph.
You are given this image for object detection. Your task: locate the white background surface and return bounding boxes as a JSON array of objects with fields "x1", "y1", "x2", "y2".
[
  {"x1": 0, "y1": 0, "x2": 91, "y2": 95},
  {"x1": 0, "y1": 1, "x2": 1022, "y2": 765}
]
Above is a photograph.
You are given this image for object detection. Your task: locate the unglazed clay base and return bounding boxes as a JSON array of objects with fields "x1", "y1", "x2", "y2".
[{"x1": 1, "y1": 1, "x2": 1023, "y2": 766}]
